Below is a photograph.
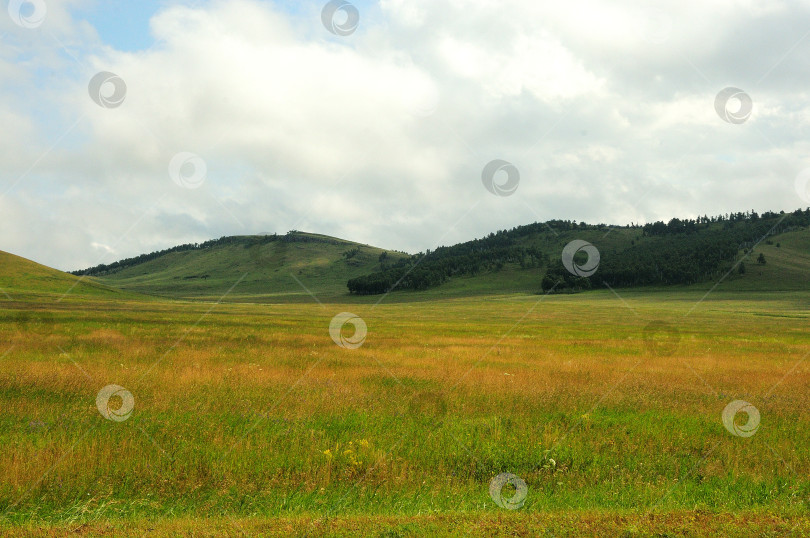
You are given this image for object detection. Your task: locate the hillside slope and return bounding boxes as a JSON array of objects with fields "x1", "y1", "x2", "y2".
[
  {"x1": 717, "y1": 227, "x2": 810, "y2": 291},
  {"x1": 348, "y1": 209, "x2": 810, "y2": 296},
  {"x1": 81, "y1": 232, "x2": 408, "y2": 302},
  {"x1": 70, "y1": 209, "x2": 810, "y2": 303},
  {"x1": 408, "y1": 225, "x2": 810, "y2": 298},
  {"x1": 0, "y1": 251, "x2": 124, "y2": 299}
]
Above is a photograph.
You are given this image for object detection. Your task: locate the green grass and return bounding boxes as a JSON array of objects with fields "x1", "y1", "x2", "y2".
[
  {"x1": 0, "y1": 282, "x2": 808, "y2": 535},
  {"x1": 718, "y1": 229, "x2": 810, "y2": 291},
  {"x1": 0, "y1": 251, "x2": 130, "y2": 301},
  {"x1": 3, "y1": 512, "x2": 808, "y2": 537}
]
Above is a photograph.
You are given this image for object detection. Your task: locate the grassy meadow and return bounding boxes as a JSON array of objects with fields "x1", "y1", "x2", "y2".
[{"x1": 1, "y1": 285, "x2": 808, "y2": 536}]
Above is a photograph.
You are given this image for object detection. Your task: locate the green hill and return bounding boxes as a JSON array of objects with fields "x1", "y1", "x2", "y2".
[
  {"x1": 716, "y1": 227, "x2": 810, "y2": 291},
  {"x1": 347, "y1": 209, "x2": 810, "y2": 296},
  {"x1": 68, "y1": 209, "x2": 810, "y2": 302},
  {"x1": 76, "y1": 232, "x2": 408, "y2": 302},
  {"x1": 395, "y1": 226, "x2": 810, "y2": 298},
  {"x1": 0, "y1": 250, "x2": 124, "y2": 300}
]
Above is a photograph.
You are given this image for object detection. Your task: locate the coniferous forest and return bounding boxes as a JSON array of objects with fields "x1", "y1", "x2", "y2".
[{"x1": 347, "y1": 209, "x2": 809, "y2": 294}]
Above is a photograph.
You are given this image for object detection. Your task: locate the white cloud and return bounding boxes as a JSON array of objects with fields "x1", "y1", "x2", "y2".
[{"x1": 0, "y1": 0, "x2": 809, "y2": 271}]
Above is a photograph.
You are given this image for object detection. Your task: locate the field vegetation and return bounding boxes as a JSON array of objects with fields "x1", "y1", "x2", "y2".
[{"x1": 1, "y1": 279, "x2": 808, "y2": 535}]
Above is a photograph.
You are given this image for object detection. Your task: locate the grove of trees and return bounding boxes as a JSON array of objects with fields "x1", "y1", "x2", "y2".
[{"x1": 350, "y1": 208, "x2": 810, "y2": 295}]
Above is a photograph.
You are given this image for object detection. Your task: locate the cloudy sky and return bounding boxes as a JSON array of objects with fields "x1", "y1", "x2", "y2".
[{"x1": 1, "y1": 0, "x2": 810, "y2": 271}]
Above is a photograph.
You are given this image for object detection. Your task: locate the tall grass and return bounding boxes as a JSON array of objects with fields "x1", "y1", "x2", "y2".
[{"x1": 0, "y1": 292, "x2": 808, "y2": 531}]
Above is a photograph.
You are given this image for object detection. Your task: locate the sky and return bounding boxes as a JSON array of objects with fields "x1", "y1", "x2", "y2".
[{"x1": 1, "y1": 0, "x2": 810, "y2": 271}]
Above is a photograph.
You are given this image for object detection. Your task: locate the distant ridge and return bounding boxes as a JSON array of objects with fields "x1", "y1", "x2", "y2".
[
  {"x1": 72, "y1": 231, "x2": 368, "y2": 277},
  {"x1": 347, "y1": 208, "x2": 810, "y2": 295},
  {"x1": 74, "y1": 231, "x2": 408, "y2": 302},
  {"x1": 27, "y1": 207, "x2": 810, "y2": 302}
]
